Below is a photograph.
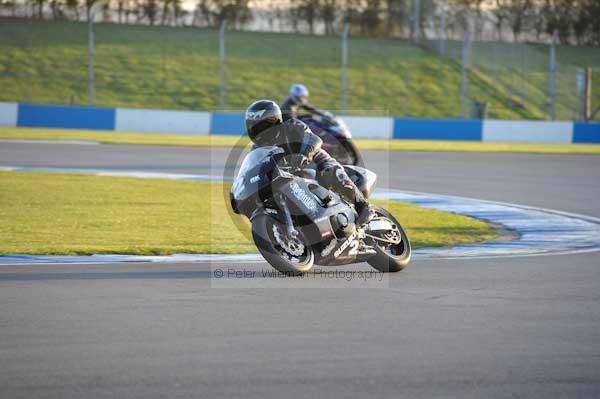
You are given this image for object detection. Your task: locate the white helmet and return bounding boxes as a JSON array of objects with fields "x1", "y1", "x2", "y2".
[{"x1": 289, "y1": 84, "x2": 309, "y2": 104}]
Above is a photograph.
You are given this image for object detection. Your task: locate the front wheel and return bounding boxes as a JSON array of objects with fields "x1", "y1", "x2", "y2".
[
  {"x1": 333, "y1": 140, "x2": 361, "y2": 166},
  {"x1": 340, "y1": 140, "x2": 361, "y2": 166},
  {"x1": 323, "y1": 136, "x2": 361, "y2": 166},
  {"x1": 366, "y1": 206, "x2": 411, "y2": 272},
  {"x1": 251, "y1": 215, "x2": 314, "y2": 276}
]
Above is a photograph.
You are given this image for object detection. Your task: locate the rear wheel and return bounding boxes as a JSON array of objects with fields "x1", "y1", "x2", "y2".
[
  {"x1": 251, "y1": 215, "x2": 314, "y2": 275},
  {"x1": 366, "y1": 206, "x2": 411, "y2": 272}
]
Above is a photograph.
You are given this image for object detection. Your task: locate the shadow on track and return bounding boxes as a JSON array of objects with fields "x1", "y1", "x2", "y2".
[{"x1": 0, "y1": 270, "x2": 214, "y2": 281}]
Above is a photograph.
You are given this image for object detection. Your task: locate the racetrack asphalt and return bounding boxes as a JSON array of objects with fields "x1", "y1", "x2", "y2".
[{"x1": 1, "y1": 141, "x2": 599, "y2": 398}]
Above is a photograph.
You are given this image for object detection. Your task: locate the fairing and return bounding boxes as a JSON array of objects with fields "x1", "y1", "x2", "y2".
[{"x1": 230, "y1": 146, "x2": 283, "y2": 216}]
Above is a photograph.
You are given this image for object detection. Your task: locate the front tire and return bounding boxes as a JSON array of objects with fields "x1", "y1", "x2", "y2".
[
  {"x1": 366, "y1": 206, "x2": 412, "y2": 272},
  {"x1": 340, "y1": 140, "x2": 361, "y2": 166},
  {"x1": 332, "y1": 140, "x2": 360, "y2": 166},
  {"x1": 251, "y1": 215, "x2": 314, "y2": 276}
]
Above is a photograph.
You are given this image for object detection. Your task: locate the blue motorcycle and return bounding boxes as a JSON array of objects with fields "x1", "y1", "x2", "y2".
[{"x1": 299, "y1": 111, "x2": 361, "y2": 166}]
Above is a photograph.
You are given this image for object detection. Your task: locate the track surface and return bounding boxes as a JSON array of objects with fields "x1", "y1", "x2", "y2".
[{"x1": 1, "y1": 142, "x2": 600, "y2": 398}]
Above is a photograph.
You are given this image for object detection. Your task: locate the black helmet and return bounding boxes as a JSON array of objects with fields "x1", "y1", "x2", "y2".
[{"x1": 245, "y1": 100, "x2": 283, "y2": 144}]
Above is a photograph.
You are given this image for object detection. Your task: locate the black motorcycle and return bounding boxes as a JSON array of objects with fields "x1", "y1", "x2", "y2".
[
  {"x1": 230, "y1": 146, "x2": 411, "y2": 275},
  {"x1": 299, "y1": 111, "x2": 361, "y2": 166}
]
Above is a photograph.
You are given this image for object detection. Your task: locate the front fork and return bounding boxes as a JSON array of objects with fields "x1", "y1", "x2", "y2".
[{"x1": 275, "y1": 192, "x2": 299, "y2": 239}]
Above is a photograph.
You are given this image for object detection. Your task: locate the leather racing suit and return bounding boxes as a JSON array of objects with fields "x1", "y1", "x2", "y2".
[
  {"x1": 280, "y1": 96, "x2": 319, "y2": 121},
  {"x1": 255, "y1": 118, "x2": 369, "y2": 219}
]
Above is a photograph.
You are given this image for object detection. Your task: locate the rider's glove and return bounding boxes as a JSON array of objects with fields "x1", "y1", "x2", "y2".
[{"x1": 289, "y1": 154, "x2": 309, "y2": 170}]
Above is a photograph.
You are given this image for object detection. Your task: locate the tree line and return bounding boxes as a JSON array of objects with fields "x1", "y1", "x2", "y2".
[{"x1": 1, "y1": 0, "x2": 599, "y2": 46}]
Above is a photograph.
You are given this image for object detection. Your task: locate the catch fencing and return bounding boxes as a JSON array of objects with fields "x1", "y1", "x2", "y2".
[{"x1": 419, "y1": 7, "x2": 596, "y2": 122}]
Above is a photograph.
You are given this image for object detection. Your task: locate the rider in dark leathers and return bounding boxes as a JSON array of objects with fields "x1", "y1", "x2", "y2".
[
  {"x1": 280, "y1": 84, "x2": 318, "y2": 121},
  {"x1": 245, "y1": 99, "x2": 372, "y2": 225}
]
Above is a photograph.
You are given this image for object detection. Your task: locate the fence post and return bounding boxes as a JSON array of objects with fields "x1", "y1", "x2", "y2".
[
  {"x1": 439, "y1": 0, "x2": 446, "y2": 56},
  {"x1": 219, "y1": 19, "x2": 227, "y2": 111},
  {"x1": 87, "y1": 6, "x2": 96, "y2": 106},
  {"x1": 460, "y1": 29, "x2": 470, "y2": 118},
  {"x1": 548, "y1": 30, "x2": 557, "y2": 120},
  {"x1": 87, "y1": 1, "x2": 107, "y2": 106},
  {"x1": 577, "y1": 68, "x2": 586, "y2": 120},
  {"x1": 341, "y1": 23, "x2": 350, "y2": 114},
  {"x1": 584, "y1": 67, "x2": 592, "y2": 121},
  {"x1": 412, "y1": 0, "x2": 421, "y2": 45},
  {"x1": 520, "y1": 41, "x2": 526, "y2": 106}
]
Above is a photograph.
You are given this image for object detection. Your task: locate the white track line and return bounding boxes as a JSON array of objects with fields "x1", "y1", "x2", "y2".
[
  {"x1": 1, "y1": 167, "x2": 599, "y2": 265},
  {"x1": 0, "y1": 139, "x2": 100, "y2": 145},
  {"x1": 373, "y1": 189, "x2": 600, "y2": 259},
  {"x1": 0, "y1": 166, "x2": 226, "y2": 181}
]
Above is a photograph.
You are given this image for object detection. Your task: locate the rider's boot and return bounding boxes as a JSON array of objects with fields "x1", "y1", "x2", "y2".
[{"x1": 356, "y1": 199, "x2": 374, "y2": 227}]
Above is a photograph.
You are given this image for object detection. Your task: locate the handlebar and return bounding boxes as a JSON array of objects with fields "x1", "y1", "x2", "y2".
[
  {"x1": 273, "y1": 154, "x2": 299, "y2": 176},
  {"x1": 274, "y1": 154, "x2": 312, "y2": 179}
]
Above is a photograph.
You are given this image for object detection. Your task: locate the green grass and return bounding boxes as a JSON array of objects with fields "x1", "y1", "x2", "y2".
[
  {"x1": 3, "y1": 127, "x2": 600, "y2": 155},
  {"x1": 0, "y1": 171, "x2": 498, "y2": 255},
  {"x1": 1, "y1": 17, "x2": 598, "y2": 120}
]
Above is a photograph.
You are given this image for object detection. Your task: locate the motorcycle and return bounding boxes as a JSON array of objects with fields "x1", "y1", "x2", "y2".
[
  {"x1": 230, "y1": 146, "x2": 411, "y2": 275},
  {"x1": 299, "y1": 111, "x2": 361, "y2": 166}
]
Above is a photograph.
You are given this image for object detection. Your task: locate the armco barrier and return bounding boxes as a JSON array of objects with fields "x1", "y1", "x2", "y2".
[
  {"x1": 573, "y1": 122, "x2": 600, "y2": 144},
  {"x1": 0, "y1": 102, "x2": 18, "y2": 127},
  {"x1": 393, "y1": 118, "x2": 482, "y2": 141},
  {"x1": 17, "y1": 103, "x2": 115, "y2": 130},
  {"x1": 208, "y1": 112, "x2": 396, "y2": 138},
  {"x1": 115, "y1": 108, "x2": 210, "y2": 135},
  {"x1": 1, "y1": 102, "x2": 599, "y2": 143},
  {"x1": 209, "y1": 112, "x2": 246, "y2": 135},
  {"x1": 341, "y1": 116, "x2": 394, "y2": 139},
  {"x1": 483, "y1": 120, "x2": 573, "y2": 143}
]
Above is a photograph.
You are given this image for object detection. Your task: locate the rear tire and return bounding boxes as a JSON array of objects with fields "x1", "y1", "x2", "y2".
[
  {"x1": 366, "y1": 206, "x2": 411, "y2": 272},
  {"x1": 251, "y1": 215, "x2": 314, "y2": 276}
]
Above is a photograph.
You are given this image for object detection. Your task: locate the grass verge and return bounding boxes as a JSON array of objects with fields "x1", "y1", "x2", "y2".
[
  {"x1": 0, "y1": 171, "x2": 498, "y2": 255},
  {"x1": 1, "y1": 18, "x2": 599, "y2": 120},
  {"x1": 2, "y1": 127, "x2": 600, "y2": 155}
]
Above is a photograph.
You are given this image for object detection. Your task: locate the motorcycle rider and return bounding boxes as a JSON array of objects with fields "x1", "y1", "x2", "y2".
[
  {"x1": 280, "y1": 84, "x2": 319, "y2": 121},
  {"x1": 245, "y1": 99, "x2": 372, "y2": 226}
]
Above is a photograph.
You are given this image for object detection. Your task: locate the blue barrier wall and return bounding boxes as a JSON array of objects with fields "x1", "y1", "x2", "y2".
[
  {"x1": 393, "y1": 118, "x2": 483, "y2": 141},
  {"x1": 573, "y1": 122, "x2": 600, "y2": 144},
  {"x1": 3, "y1": 102, "x2": 599, "y2": 144},
  {"x1": 209, "y1": 112, "x2": 245, "y2": 136},
  {"x1": 17, "y1": 103, "x2": 115, "y2": 130}
]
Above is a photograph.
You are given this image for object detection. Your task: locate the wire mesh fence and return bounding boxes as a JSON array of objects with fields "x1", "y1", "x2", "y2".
[
  {"x1": 0, "y1": 12, "x2": 597, "y2": 120},
  {"x1": 420, "y1": 13, "x2": 594, "y2": 121}
]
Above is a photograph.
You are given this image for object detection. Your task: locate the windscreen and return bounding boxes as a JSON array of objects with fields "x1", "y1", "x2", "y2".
[
  {"x1": 232, "y1": 146, "x2": 283, "y2": 198},
  {"x1": 236, "y1": 147, "x2": 282, "y2": 178}
]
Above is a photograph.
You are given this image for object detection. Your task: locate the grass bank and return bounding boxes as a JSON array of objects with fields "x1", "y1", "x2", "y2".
[{"x1": 1, "y1": 18, "x2": 598, "y2": 120}]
